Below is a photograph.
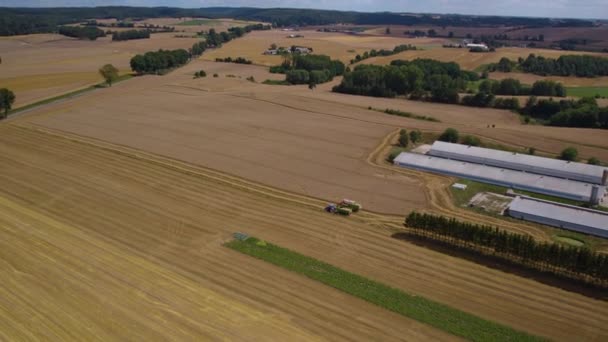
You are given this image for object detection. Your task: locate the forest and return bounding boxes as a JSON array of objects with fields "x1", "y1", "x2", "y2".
[
  {"x1": 58, "y1": 25, "x2": 106, "y2": 40},
  {"x1": 404, "y1": 212, "x2": 608, "y2": 288},
  {"x1": 111, "y1": 29, "x2": 150, "y2": 41},
  {"x1": 333, "y1": 59, "x2": 478, "y2": 103},
  {"x1": 488, "y1": 54, "x2": 608, "y2": 77},
  {"x1": 0, "y1": 7, "x2": 595, "y2": 36}
]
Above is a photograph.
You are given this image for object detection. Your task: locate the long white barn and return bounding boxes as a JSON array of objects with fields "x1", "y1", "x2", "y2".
[
  {"x1": 507, "y1": 196, "x2": 608, "y2": 238},
  {"x1": 428, "y1": 141, "x2": 608, "y2": 185},
  {"x1": 393, "y1": 152, "x2": 606, "y2": 203}
]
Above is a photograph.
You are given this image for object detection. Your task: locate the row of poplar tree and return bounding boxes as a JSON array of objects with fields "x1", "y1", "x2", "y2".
[{"x1": 404, "y1": 212, "x2": 608, "y2": 287}]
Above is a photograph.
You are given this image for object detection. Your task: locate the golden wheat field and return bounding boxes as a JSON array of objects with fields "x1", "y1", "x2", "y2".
[
  {"x1": 3, "y1": 26, "x2": 608, "y2": 341},
  {"x1": 0, "y1": 32, "x2": 200, "y2": 107}
]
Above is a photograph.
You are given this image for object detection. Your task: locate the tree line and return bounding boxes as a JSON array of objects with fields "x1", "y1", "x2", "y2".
[
  {"x1": 333, "y1": 59, "x2": 479, "y2": 103},
  {"x1": 488, "y1": 54, "x2": 608, "y2": 77},
  {"x1": 129, "y1": 24, "x2": 268, "y2": 75},
  {"x1": 0, "y1": 7, "x2": 594, "y2": 37},
  {"x1": 272, "y1": 54, "x2": 346, "y2": 86},
  {"x1": 204, "y1": 24, "x2": 271, "y2": 47},
  {"x1": 350, "y1": 44, "x2": 417, "y2": 64},
  {"x1": 58, "y1": 25, "x2": 106, "y2": 40},
  {"x1": 112, "y1": 29, "x2": 150, "y2": 41},
  {"x1": 404, "y1": 212, "x2": 608, "y2": 287},
  {"x1": 215, "y1": 57, "x2": 253, "y2": 65}
]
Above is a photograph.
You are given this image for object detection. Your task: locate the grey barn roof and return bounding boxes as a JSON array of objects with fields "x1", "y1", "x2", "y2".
[
  {"x1": 428, "y1": 141, "x2": 608, "y2": 185},
  {"x1": 393, "y1": 152, "x2": 606, "y2": 202},
  {"x1": 508, "y1": 197, "x2": 608, "y2": 238}
]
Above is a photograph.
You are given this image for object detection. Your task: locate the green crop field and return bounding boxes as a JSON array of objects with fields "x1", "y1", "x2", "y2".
[
  {"x1": 566, "y1": 87, "x2": 608, "y2": 98},
  {"x1": 226, "y1": 237, "x2": 544, "y2": 342}
]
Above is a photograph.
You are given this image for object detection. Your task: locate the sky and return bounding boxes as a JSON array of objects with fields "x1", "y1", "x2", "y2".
[{"x1": 2, "y1": 0, "x2": 607, "y2": 20}]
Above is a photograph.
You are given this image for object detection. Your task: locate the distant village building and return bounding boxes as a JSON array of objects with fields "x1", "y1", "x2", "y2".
[
  {"x1": 292, "y1": 46, "x2": 312, "y2": 54},
  {"x1": 466, "y1": 43, "x2": 489, "y2": 51},
  {"x1": 263, "y1": 46, "x2": 313, "y2": 55}
]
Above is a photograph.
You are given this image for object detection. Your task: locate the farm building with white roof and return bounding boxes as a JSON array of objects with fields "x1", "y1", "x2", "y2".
[
  {"x1": 507, "y1": 196, "x2": 608, "y2": 238},
  {"x1": 428, "y1": 141, "x2": 608, "y2": 185},
  {"x1": 393, "y1": 152, "x2": 606, "y2": 203}
]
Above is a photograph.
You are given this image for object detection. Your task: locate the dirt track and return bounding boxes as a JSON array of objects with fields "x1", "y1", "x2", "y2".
[{"x1": 1, "y1": 124, "x2": 607, "y2": 341}]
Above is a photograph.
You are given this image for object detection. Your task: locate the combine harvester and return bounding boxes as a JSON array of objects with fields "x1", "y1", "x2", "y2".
[{"x1": 325, "y1": 199, "x2": 362, "y2": 216}]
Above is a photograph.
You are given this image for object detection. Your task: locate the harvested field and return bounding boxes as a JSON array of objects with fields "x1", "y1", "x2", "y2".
[
  {"x1": 1, "y1": 123, "x2": 608, "y2": 341},
  {"x1": 363, "y1": 46, "x2": 608, "y2": 71},
  {"x1": 202, "y1": 29, "x2": 438, "y2": 65},
  {"x1": 366, "y1": 25, "x2": 608, "y2": 51},
  {"x1": 142, "y1": 17, "x2": 259, "y2": 33},
  {"x1": 0, "y1": 33, "x2": 201, "y2": 107},
  {"x1": 5, "y1": 28, "x2": 608, "y2": 339},
  {"x1": 18, "y1": 61, "x2": 608, "y2": 212}
]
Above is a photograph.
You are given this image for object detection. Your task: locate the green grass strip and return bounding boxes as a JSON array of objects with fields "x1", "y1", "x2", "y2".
[{"x1": 226, "y1": 237, "x2": 545, "y2": 342}]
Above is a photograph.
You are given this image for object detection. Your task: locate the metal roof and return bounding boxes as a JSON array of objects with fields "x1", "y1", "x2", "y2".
[
  {"x1": 508, "y1": 197, "x2": 608, "y2": 230},
  {"x1": 429, "y1": 141, "x2": 608, "y2": 182},
  {"x1": 393, "y1": 152, "x2": 605, "y2": 201}
]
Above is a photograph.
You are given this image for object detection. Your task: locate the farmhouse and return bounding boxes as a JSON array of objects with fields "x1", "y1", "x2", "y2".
[
  {"x1": 507, "y1": 196, "x2": 608, "y2": 238},
  {"x1": 428, "y1": 141, "x2": 608, "y2": 185},
  {"x1": 393, "y1": 152, "x2": 606, "y2": 203}
]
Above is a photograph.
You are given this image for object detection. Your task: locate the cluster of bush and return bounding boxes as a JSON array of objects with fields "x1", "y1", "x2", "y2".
[
  {"x1": 523, "y1": 97, "x2": 608, "y2": 128},
  {"x1": 0, "y1": 88, "x2": 16, "y2": 119},
  {"x1": 487, "y1": 54, "x2": 608, "y2": 77},
  {"x1": 271, "y1": 54, "x2": 346, "y2": 86},
  {"x1": 215, "y1": 57, "x2": 253, "y2": 64},
  {"x1": 350, "y1": 44, "x2": 417, "y2": 64},
  {"x1": 129, "y1": 49, "x2": 190, "y2": 74},
  {"x1": 404, "y1": 212, "x2": 608, "y2": 287},
  {"x1": 333, "y1": 59, "x2": 479, "y2": 103},
  {"x1": 397, "y1": 128, "x2": 422, "y2": 148},
  {"x1": 58, "y1": 25, "x2": 106, "y2": 40},
  {"x1": 111, "y1": 29, "x2": 150, "y2": 41},
  {"x1": 193, "y1": 70, "x2": 206, "y2": 78}
]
